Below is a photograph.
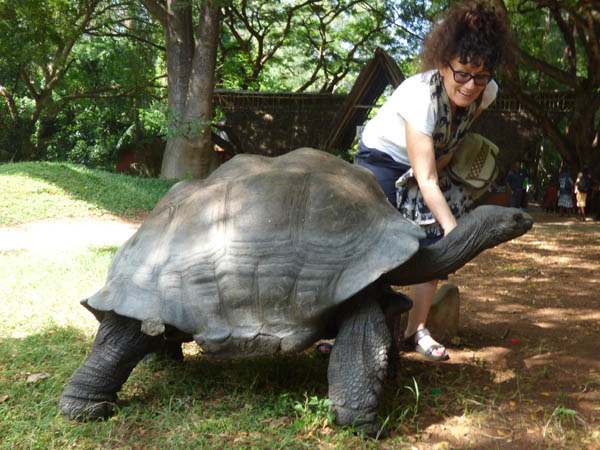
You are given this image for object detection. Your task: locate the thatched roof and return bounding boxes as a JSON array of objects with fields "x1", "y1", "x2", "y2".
[{"x1": 324, "y1": 48, "x2": 405, "y2": 152}]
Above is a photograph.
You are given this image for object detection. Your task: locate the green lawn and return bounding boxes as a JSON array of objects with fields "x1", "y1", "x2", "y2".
[
  {"x1": 0, "y1": 163, "x2": 379, "y2": 449},
  {"x1": 0, "y1": 162, "x2": 178, "y2": 225}
]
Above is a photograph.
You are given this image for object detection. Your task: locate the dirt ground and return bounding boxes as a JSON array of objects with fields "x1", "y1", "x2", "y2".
[
  {"x1": 396, "y1": 205, "x2": 600, "y2": 449},
  {"x1": 2, "y1": 205, "x2": 599, "y2": 448},
  {"x1": 0, "y1": 215, "x2": 141, "y2": 252}
]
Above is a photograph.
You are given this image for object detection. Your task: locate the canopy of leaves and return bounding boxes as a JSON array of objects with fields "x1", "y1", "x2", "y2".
[
  {"x1": 0, "y1": 0, "x2": 165, "y2": 165},
  {"x1": 218, "y1": 0, "x2": 432, "y2": 92}
]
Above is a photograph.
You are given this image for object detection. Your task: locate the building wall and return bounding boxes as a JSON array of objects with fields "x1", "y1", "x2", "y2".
[{"x1": 214, "y1": 91, "x2": 347, "y2": 157}]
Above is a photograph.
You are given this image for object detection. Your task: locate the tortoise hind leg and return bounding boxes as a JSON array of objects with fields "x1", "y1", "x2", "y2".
[
  {"x1": 327, "y1": 291, "x2": 391, "y2": 437},
  {"x1": 59, "y1": 312, "x2": 162, "y2": 421}
]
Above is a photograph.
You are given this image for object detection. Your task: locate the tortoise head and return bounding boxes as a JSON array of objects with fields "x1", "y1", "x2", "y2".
[
  {"x1": 460, "y1": 205, "x2": 533, "y2": 248},
  {"x1": 384, "y1": 205, "x2": 533, "y2": 285}
]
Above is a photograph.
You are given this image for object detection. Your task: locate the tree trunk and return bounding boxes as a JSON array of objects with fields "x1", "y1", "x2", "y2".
[
  {"x1": 495, "y1": 0, "x2": 600, "y2": 178},
  {"x1": 157, "y1": 0, "x2": 221, "y2": 179},
  {"x1": 570, "y1": 89, "x2": 600, "y2": 172}
]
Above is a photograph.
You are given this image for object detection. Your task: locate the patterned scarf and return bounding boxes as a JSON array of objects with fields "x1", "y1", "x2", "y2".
[
  {"x1": 429, "y1": 71, "x2": 482, "y2": 158},
  {"x1": 395, "y1": 71, "x2": 483, "y2": 239}
]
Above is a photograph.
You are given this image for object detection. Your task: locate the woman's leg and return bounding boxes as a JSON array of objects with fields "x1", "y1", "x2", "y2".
[
  {"x1": 403, "y1": 279, "x2": 447, "y2": 359},
  {"x1": 355, "y1": 143, "x2": 446, "y2": 359}
]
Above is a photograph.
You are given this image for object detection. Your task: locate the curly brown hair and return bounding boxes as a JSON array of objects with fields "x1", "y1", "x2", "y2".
[{"x1": 420, "y1": 1, "x2": 517, "y2": 72}]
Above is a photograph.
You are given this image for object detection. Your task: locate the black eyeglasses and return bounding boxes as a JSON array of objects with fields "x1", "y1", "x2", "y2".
[{"x1": 447, "y1": 62, "x2": 492, "y2": 87}]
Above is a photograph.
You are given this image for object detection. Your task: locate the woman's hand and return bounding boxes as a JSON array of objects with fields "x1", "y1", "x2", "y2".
[{"x1": 443, "y1": 219, "x2": 457, "y2": 236}]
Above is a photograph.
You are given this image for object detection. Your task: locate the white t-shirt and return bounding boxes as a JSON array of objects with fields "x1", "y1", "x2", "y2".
[{"x1": 361, "y1": 70, "x2": 498, "y2": 165}]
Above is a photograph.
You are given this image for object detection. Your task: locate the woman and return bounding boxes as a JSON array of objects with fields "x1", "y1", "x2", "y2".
[
  {"x1": 557, "y1": 167, "x2": 574, "y2": 217},
  {"x1": 574, "y1": 170, "x2": 591, "y2": 221},
  {"x1": 356, "y1": 1, "x2": 516, "y2": 361}
]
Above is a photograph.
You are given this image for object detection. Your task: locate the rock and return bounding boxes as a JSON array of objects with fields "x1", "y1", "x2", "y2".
[
  {"x1": 393, "y1": 283, "x2": 460, "y2": 344},
  {"x1": 427, "y1": 284, "x2": 460, "y2": 342}
]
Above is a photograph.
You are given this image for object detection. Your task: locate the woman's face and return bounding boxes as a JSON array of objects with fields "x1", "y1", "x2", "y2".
[{"x1": 439, "y1": 57, "x2": 491, "y2": 108}]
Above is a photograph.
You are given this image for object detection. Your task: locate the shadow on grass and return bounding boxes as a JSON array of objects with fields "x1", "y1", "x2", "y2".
[
  {"x1": 9, "y1": 323, "x2": 580, "y2": 448},
  {"x1": 1, "y1": 161, "x2": 179, "y2": 218},
  {"x1": 0, "y1": 322, "x2": 503, "y2": 447}
]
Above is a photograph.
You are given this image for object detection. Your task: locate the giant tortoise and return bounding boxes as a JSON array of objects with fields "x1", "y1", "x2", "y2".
[{"x1": 59, "y1": 148, "x2": 532, "y2": 434}]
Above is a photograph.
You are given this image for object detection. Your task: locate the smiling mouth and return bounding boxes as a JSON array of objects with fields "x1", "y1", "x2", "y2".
[{"x1": 458, "y1": 89, "x2": 473, "y2": 97}]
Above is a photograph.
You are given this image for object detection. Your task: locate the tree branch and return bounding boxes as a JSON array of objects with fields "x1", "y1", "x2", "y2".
[
  {"x1": 59, "y1": 74, "x2": 167, "y2": 103},
  {"x1": 518, "y1": 48, "x2": 578, "y2": 88},
  {"x1": 550, "y1": 6, "x2": 577, "y2": 76},
  {"x1": 0, "y1": 84, "x2": 18, "y2": 121},
  {"x1": 85, "y1": 29, "x2": 165, "y2": 51},
  {"x1": 505, "y1": 82, "x2": 572, "y2": 160},
  {"x1": 140, "y1": 0, "x2": 168, "y2": 27}
]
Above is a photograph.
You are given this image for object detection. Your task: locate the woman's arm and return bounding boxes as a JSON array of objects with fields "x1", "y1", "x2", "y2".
[{"x1": 405, "y1": 122, "x2": 457, "y2": 235}]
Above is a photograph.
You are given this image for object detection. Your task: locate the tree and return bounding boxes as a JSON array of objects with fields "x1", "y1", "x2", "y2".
[
  {"x1": 0, "y1": 0, "x2": 163, "y2": 162},
  {"x1": 145, "y1": 0, "x2": 431, "y2": 178},
  {"x1": 493, "y1": 0, "x2": 600, "y2": 175},
  {"x1": 0, "y1": 0, "x2": 432, "y2": 176},
  {"x1": 219, "y1": 0, "x2": 429, "y2": 92},
  {"x1": 140, "y1": 0, "x2": 220, "y2": 179},
  {"x1": 0, "y1": 0, "x2": 104, "y2": 159}
]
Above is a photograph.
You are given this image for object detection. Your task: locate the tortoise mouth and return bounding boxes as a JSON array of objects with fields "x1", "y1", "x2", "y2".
[
  {"x1": 513, "y1": 210, "x2": 533, "y2": 233},
  {"x1": 488, "y1": 209, "x2": 533, "y2": 246}
]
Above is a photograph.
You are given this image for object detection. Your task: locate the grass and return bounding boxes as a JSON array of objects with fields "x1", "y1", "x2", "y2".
[
  {"x1": 0, "y1": 163, "x2": 390, "y2": 448},
  {"x1": 1, "y1": 162, "x2": 598, "y2": 448},
  {"x1": 0, "y1": 161, "x2": 178, "y2": 225}
]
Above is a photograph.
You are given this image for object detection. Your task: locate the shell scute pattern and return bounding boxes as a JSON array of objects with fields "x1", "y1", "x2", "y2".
[{"x1": 84, "y1": 148, "x2": 423, "y2": 356}]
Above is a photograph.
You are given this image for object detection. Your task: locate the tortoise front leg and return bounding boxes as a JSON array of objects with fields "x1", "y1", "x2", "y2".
[
  {"x1": 59, "y1": 312, "x2": 161, "y2": 421},
  {"x1": 328, "y1": 291, "x2": 391, "y2": 437}
]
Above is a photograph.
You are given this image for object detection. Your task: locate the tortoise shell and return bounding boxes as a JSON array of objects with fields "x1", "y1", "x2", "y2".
[{"x1": 84, "y1": 148, "x2": 425, "y2": 356}]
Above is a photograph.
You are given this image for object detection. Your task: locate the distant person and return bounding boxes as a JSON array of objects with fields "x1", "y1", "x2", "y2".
[
  {"x1": 521, "y1": 167, "x2": 534, "y2": 210},
  {"x1": 541, "y1": 183, "x2": 558, "y2": 213},
  {"x1": 506, "y1": 162, "x2": 523, "y2": 208},
  {"x1": 575, "y1": 168, "x2": 593, "y2": 221},
  {"x1": 557, "y1": 169, "x2": 574, "y2": 217}
]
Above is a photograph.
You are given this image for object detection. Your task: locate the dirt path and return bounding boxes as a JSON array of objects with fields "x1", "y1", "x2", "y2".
[
  {"x1": 404, "y1": 206, "x2": 600, "y2": 449},
  {"x1": 0, "y1": 215, "x2": 142, "y2": 252}
]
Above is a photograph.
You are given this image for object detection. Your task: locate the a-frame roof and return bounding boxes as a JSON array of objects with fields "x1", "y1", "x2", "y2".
[{"x1": 324, "y1": 48, "x2": 405, "y2": 152}]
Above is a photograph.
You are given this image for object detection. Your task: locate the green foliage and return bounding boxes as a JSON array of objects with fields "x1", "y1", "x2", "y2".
[
  {"x1": 501, "y1": 0, "x2": 600, "y2": 174},
  {"x1": 507, "y1": 3, "x2": 574, "y2": 91},
  {"x1": 0, "y1": 0, "x2": 165, "y2": 166},
  {"x1": 291, "y1": 394, "x2": 335, "y2": 430},
  {"x1": 219, "y1": 0, "x2": 431, "y2": 92},
  {"x1": 0, "y1": 0, "x2": 435, "y2": 166}
]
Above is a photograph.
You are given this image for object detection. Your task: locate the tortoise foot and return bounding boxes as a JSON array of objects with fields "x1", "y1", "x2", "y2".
[
  {"x1": 331, "y1": 405, "x2": 387, "y2": 438},
  {"x1": 59, "y1": 394, "x2": 116, "y2": 421}
]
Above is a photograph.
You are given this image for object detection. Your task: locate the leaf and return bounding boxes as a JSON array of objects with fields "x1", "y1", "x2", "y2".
[
  {"x1": 26, "y1": 372, "x2": 51, "y2": 385},
  {"x1": 0, "y1": 395, "x2": 8, "y2": 403}
]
